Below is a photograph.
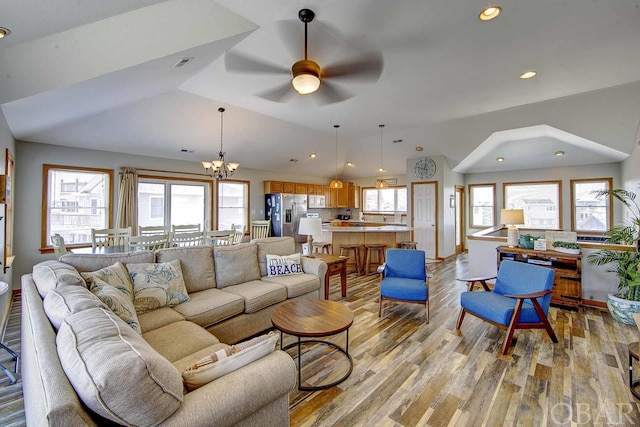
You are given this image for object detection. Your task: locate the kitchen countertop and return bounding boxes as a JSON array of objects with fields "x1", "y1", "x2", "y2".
[{"x1": 322, "y1": 225, "x2": 412, "y2": 232}]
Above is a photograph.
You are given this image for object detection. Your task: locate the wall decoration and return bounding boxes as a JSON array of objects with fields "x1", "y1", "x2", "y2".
[{"x1": 413, "y1": 157, "x2": 436, "y2": 180}]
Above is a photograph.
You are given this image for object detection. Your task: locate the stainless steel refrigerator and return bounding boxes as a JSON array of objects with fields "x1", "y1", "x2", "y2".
[{"x1": 265, "y1": 194, "x2": 307, "y2": 242}]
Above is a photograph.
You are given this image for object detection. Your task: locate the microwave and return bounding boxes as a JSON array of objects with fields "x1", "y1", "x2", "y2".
[{"x1": 308, "y1": 195, "x2": 326, "y2": 208}]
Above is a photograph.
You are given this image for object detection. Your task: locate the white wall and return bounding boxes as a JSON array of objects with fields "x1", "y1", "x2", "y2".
[
  {"x1": 0, "y1": 111, "x2": 16, "y2": 328},
  {"x1": 464, "y1": 162, "x2": 622, "y2": 240},
  {"x1": 13, "y1": 141, "x2": 335, "y2": 283},
  {"x1": 620, "y1": 134, "x2": 640, "y2": 194}
]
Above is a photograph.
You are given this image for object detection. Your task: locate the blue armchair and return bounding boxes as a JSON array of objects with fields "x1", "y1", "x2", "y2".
[
  {"x1": 378, "y1": 249, "x2": 429, "y2": 323},
  {"x1": 456, "y1": 260, "x2": 558, "y2": 355}
]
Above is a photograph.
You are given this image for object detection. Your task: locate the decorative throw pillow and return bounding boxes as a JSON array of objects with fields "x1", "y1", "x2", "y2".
[
  {"x1": 182, "y1": 332, "x2": 279, "y2": 391},
  {"x1": 81, "y1": 262, "x2": 134, "y2": 299},
  {"x1": 265, "y1": 253, "x2": 303, "y2": 277},
  {"x1": 88, "y1": 278, "x2": 142, "y2": 334},
  {"x1": 126, "y1": 260, "x2": 190, "y2": 314}
]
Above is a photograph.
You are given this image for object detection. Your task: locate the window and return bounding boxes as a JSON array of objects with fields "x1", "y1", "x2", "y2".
[
  {"x1": 504, "y1": 181, "x2": 561, "y2": 229},
  {"x1": 43, "y1": 165, "x2": 113, "y2": 248},
  {"x1": 571, "y1": 178, "x2": 612, "y2": 232},
  {"x1": 217, "y1": 180, "x2": 249, "y2": 231},
  {"x1": 469, "y1": 184, "x2": 495, "y2": 228},
  {"x1": 137, "y1": 177, "x2": 211, "y2": 230},
  {"x1": 363, "y1": 187, "x2": 407, "y2": 213}
]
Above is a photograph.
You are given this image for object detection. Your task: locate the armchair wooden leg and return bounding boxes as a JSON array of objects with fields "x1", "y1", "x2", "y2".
[
  {"x1": 378, "y1": 296, "x2": 383, "y2": 317},
  {"x1": 531, "y1": 299, "x2": 559, "y2": 343},
  {"x1": 502, "y1": 299, "x2": 525, "y2": 355},
  {"x1": 426, "y1": 300, "x2": 430, "y2": 324},
  {"x1": 456, "y1": 308, "x2": 466, "y2": 330}
]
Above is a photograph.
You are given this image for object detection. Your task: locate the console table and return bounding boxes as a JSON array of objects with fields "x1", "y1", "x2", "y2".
[{"x1": 496, "y1": 246, "x2": 582, "y2": 310}]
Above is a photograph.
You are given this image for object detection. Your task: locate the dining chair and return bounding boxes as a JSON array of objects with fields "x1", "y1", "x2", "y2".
[
  {"x1": 456, "y1": 259, "x2": 558, "y2": 355},
  {"x1": 230, "y1": 224, "x2": 246, "y2": 244},
  {"x1": 91, "y1": 227, "x2": 132, "y2": 248},
  {"x1": 128, "y1": 233, "x2": 170, "y2": 251},
  {"x1": 203, "y1": 230, "x2": 234, "y2": 246},
  {"x1": 171, "y1": 230, "x2": 204, "y2": 247},
  {"x1": 50, "y1": 233, "x2": 69, "y2": 259},
  {"x1": 172, "y1": 224, "x2": 201, "y2": 234},
  {"x1": 250, "y1": 220, "x2": 270, "y2": 240},
  {"x1": 378, "y1": 249, "x2": 429, "y2": 322},
  {"x1": 138, "y1": 225, "x2": 170, "y2": 236}
]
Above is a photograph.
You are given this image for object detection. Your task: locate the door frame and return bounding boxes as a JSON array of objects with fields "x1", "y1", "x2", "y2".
[
  {"x1": 411, "y1": 181, "x2": 438, "y2": 260},
  {"x1": 455, "y1": 185, "x2": 465, "y2": 253}
]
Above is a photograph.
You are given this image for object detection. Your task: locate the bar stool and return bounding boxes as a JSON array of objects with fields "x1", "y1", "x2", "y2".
[
  {"x1": 339, "y1": 245, "x2": 361, "y2": 275},
  {"x1": 313, "y1": 242, "x2": 332, "y2": 254},
  {"x1": 399, "y1": 241, "x2": 417, "y2": 250},
  {"x1": 364, "y1": 244, "x2": 386, "y2": 275},
  {"x1": 0, "y1": 281, "x2": 19, "y2": 384}
]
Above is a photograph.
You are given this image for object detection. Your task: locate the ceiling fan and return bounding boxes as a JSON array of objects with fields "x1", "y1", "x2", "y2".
[{"x1": 224, "y1": 8, "x2": 384, "y2": 105}]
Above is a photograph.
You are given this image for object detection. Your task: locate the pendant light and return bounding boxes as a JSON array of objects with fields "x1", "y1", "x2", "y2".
[
  {"x1": 375, "y1": 124, "x2": 388, "y2": 189},
  {"x1": 329, "y1": 125, "x2": 344, "y2": 189},
  {"x1": 202, "y1": 107, "x2": 239, "y2": 180}
]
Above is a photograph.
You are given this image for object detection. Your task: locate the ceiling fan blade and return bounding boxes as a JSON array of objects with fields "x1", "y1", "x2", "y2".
[
  {"x1": 257, "y1": 82, "x2": 296, "y2": 103},
  {"x1": 225, "y1": 50, "x2": 289, "y2": 75},
  {"x1": 313, "y1": 81, "x2": 353, "y2": 105},
  {"x1": 323, "y1": 50, "x2": 384, "y2": 83}
]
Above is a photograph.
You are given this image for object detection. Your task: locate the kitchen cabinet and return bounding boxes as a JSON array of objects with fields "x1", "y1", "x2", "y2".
[
  {"x1": 295, "y1": 183, "x2": 307, "y2": 194},
  {"x1": 282, "y1": 182, "x2": 295, "y2": 193},
  {"x1": 264, "y1": 181, "x2": 283, "y2": 194},
  {"x1": 496, "y1": 246, "x2": 582, "y2": 310},
  {"x1": 348, "y1": 185, "x2": 360, "y2": 209}
]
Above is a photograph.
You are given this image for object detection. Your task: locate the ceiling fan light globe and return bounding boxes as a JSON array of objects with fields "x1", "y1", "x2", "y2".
[{"x1": 292, "y1": 60, "x2": 321, "y2": 94}]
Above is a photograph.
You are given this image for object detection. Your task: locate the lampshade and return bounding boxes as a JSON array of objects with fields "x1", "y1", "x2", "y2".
[
  {"x1": 298, "y1": 217, "x2": 322, "y2": 236},
  {"x1": 500, "y1": 209, "x2": 525, "y2": 225},
  {"x1": 330, "y1": 179, "x2": 344, "y2": 189},
  {"x1": 292, "y1": 60, "x2": 321, "y2": 94},
  {"x1": 375, "y1": 179, "x2": 388, "y2": 189}
]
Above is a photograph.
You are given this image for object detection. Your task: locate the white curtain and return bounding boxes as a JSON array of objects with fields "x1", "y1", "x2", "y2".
[{"x1": 116, "y1": 167, "x2": 137, "y2": 233}]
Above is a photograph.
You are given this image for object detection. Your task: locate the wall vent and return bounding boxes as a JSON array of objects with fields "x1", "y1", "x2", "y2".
[{"x1": 173, "y1": 57, "x2": 194, "y2": 68}]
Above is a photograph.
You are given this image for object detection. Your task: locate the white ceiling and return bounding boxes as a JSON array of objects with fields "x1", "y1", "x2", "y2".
[{"x1": 1, "y1": 0, "x2": 640, "y2": 178}]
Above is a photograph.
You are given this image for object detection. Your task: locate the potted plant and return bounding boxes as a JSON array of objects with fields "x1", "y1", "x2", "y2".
[
  {"x1": 586, "y1": 189, "x2": 640, "y2": 325},
  {"x1": 552, "y1": 241, "x2": 581, "y2": 254}
]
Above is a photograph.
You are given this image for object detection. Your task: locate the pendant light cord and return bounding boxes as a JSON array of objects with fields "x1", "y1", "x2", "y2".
[
  {"x1": 379, "y1": 124, "x2": 385, "y2": 176},
  {"x1": 218, "y1": 107, "x2": 225, "y2": 153},
  {"x1": 334, "y1": 124, "x2": 340, "y2": 179}
]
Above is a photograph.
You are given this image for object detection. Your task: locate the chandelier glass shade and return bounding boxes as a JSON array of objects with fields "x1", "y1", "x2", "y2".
[
  {"x1": 330, "y1": 124, "x2": 343, "y2": 189},
  {"x1": 375, "y1": 124, "x2": 388, "y2": 189},
  {"x1": 202, "y1": 107, "x2": 239, "y2": 180}
]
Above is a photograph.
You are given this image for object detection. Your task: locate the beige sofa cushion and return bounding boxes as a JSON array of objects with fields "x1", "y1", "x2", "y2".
[
  {"x1": 32, "y1": 260, "x2": 86, "y2": 298},
  {"x1": 60, "y1": 250, "x2": 154, "y2": 272},
  {"x1": 138, "y1": 307, "x2": 186, "y2": 333},
  {"x1": 126, "y1": 260, "x2": 190, "y2": 314},
  {"x1": 81, "y1": 262, "x2": 134, "y2": 298},
  {"x1": 213, "y1": 243, "x2": 261, "y2": 289},
  {"x1": 57, "y1": 307, "x2": 183, "y2": 426},
  {"x1": 156, "y1": 246, "x2": 216, "y2": 293},
  {"x1": 222, "y1": 280, "x2": 287, "y2": 313},
  {"x1": 253, "y1": 237, "x2": 296, "y2": 277},
  {"x1": 261, "y1": 273, "x2": 320, "y2": 298},
  {"x1": 142, "y1": 320, "x2": 220, "y2": 363},
  {"x1": 182, "y1": 332, "x2": 279, "y2": 391},
  {"x1": 43, "y1": 285, "x2": 106, "y2": 330},
  {"x1": 172, "y1": 288, "x2": 245, "y2": 327}
]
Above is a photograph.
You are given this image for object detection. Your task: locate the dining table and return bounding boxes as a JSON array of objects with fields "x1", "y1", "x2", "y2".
[{"x1": 71, "y1": 245, "x2": 132, "y2": 255}]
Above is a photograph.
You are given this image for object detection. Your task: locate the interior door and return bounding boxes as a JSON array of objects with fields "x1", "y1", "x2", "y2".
[
  {"x1": 412, "y1": 182, "x2": 437, "y2": 259},
  {"x1": 455, "y1": 185, "x2": 464, "y2": 253}
]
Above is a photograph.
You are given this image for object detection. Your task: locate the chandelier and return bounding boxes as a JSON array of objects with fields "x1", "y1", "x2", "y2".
[
  {"x1": 202, "y1": 107, "x2": 239, "y2": 180},
  {"x1": 375, "y1": 124, "x2": 388, "y2": 189}
]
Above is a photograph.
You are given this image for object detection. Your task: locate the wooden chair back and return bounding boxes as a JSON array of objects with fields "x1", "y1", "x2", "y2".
[
  {"x1": 139, "y1": 225, "x2": 170, "y2": 236},
  {"x1": 171, "y1": 230, "x2": 204, "y2": 247},
  {"x1": 91, "y1": 227, "x2": 131, "y2": 248},
  {"x1": 128, "y1": 233, "x2": 170, "y2": 251},
  {"x1": 171, "y1": 224, "x2": 201, "y2": 234},
  {"x1": 251, "y1": 220, "x2": 270, "y2": 240},
  {"x1": 230, "y1": 224, "x2": 246, "y2": 244},
  {"x1": 203, "y1": 230, "x2": 234, "y2": 246},
  {"x1": 50, "y1": 233, "x2": 68, "y2": 259}
]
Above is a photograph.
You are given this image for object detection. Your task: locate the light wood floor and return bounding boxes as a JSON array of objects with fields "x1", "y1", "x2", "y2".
[{"x1": 2, "y1": 253, "x2": 640, "y2": 426}]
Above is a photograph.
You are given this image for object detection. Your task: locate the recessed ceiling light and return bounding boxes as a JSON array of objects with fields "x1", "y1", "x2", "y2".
[
  {"x1": 416, "y1": 146, "x2": 424, "y2": 152},
  {"x1": 393, "y1": 139, "x2": 403, "y2": 144},
  {"x1": 289, "y1": 158, "x2": 298, "y2": 162},
  {"x1": 520, "y1": 70, "x2": 537, "y2": 79},
  {"x1": 496, "y1": 157, "x2": 505, "y2": 162},
  {"x1": 479, "y1": 6, "x2": 501, "y2": 21},
  {"x1": 0, "y1": 27, "x2": 10, "y2": 39},
  {"x1": 309, "y1": 153, "x2": 316, "y2": 158},
  {"x1": 346, "y1": 162, "x2": 354, "y2": 167},
  {"x1": 555, "y1": 151, "x2": 565, "y2": 156}
]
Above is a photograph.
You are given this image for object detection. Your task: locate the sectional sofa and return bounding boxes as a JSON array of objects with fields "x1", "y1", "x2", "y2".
[{"x1": 21, "y1": 237, "x2": 328, "y2": 426}]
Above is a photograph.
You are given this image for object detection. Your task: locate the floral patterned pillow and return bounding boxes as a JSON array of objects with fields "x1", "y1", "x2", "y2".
[
  {"x1": 88, "y1": 277, "x2": 141, "y2": 334},
  {"x1": 81, "y1": 262, "x2": 133, "y2": 298},
  {"x1": 126, "y1": 260, "x2": 190, "y2": 314}
]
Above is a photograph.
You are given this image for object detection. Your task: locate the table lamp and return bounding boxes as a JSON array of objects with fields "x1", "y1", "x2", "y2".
[
  {"x1": 501, "y1": 209, "x2": 525, "y2": 248},
  {"x1": 298, "y1": 217, "x2": 322, "y2": 257}
]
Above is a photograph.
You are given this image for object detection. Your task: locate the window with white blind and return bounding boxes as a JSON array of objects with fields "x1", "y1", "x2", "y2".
[
  {"x1": 469, "y1": 184, "x2": 495, "y2": 228},
  {"x1": 217, "y1": 180, "x2": 249, "y2": 231},
  {"x1": 571, "y1": 178, "x2": 612, "y2": 232},
  {"x1": 363, "y1": 187, "x2": 407, "y2": 213}
]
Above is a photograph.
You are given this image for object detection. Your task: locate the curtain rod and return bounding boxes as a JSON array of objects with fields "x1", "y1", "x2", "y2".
[{"x1": 119, "y1": 166, "x2": 209, "y2": 177}]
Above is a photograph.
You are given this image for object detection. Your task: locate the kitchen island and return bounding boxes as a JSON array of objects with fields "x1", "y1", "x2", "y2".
[{"x1": 321, "y1": 224, "x2": 412, "y2": 264}]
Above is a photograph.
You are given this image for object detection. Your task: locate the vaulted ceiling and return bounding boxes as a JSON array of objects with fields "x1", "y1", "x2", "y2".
[{"x1": 1, "y1": 0, "x2": 640, "y2": 178}]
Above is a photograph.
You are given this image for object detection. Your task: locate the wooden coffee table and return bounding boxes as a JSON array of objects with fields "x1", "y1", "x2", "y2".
[
  {"x1": 310, "y1": 253, "x2": 347, "y2": 299},
  {"x1": 271, "y1": 299, "x2": 354, "y2": 391}
]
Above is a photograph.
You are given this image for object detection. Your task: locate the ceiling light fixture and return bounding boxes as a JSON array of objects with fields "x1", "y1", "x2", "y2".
[
  {"x1": 309, "y1": 153, "x2": 316, "y2": 158},
  {"x1": 346, "y1": 162, "x2": 354, "y2": 167},
  {"x1": 376, "y1": 124, "x2": 389, "y2": 189},
  {"x1": 496, "y1": 156, "x2": 505, "y2": 162},
  {"x1": 202, "y1": 107, "x2": 239, "y2": 180},
  {"x1": 416, "y1": 146, "x2": 424, "y2": 152},
  {"x1": 555, "y1": 150, "x2": 565, "y2": 156},
  {"x1": 330, "y1": 125, "x2": 343, "y2": 189},
  {"x1": 479, "y1": 6, "x2": 502, "y2": 21},
  {"x1": 0, "y1": 27, "x2": 10, "y2": 39},
  {"x1": 291, "y1": 9, "x2": 321, "y2": 95},
  {"x1": 520, "y1": 70, "x2": 537, "y2": 79}
]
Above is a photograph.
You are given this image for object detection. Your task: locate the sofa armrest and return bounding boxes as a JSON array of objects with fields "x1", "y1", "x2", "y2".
[
  {"x1": 300, "y1": 257, "x2": 328, "y2": 299},
  {"x1": 161, "y1": 350, "x2": 296, "y2": 427}
]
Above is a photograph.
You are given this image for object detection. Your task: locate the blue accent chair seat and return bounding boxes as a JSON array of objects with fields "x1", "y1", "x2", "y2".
[
  {"x1": 456, "y1": 260, "x2": 558, "y2": 355},
  {"x1": 378, "y1": 249, "x2": 429, "y2": 322}
]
